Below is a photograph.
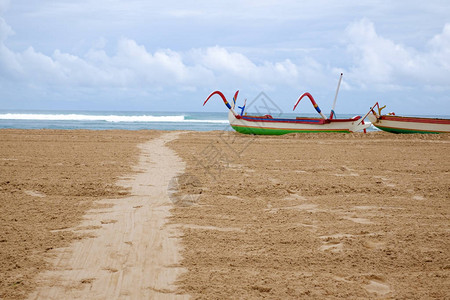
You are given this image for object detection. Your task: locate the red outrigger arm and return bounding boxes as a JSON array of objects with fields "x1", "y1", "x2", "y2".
[
  {"x1": 204, "y1": 90, "x2": 239, "y2": 115},
  {"x1": 203, "y1": 91, "x2": 231, "y2": 109},
  {"x1": 293, "y1": 92, "x2": 326, "y2": 119},
  {"x1": 232, "y1": 90, "x2": 239, "y2": 106}
]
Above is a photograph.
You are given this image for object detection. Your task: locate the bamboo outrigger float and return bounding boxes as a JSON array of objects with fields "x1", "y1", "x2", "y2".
[
  {"x1": 204, "y1": 74, "x2": 370, "y2": 135},
  {"x1": 365, "y1": 102, "x2": 450, "y2": 134}
]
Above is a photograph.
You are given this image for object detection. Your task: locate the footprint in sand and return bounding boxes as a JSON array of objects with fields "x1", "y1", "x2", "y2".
[
  {"x1": 24, "y1": 190, "x2": 46, "y2": 198},
  {"x1": 265, "y1": 201, "x2": 320, "y2": 214},
  {"x1": 362, "y1": 240, "x2": 386, "y2": 250},
  {"x1": 318, "y1": 233, "x2": 357, "y2": 253},
  {"x1": 406, "y1": 188, "x2": 425, "y2": 200},
  {"x1": 373, "y1": 176, "x2": 396, "y2": 187},
  {"x1": 320, "y1": 233, "x2": 354, "y2": 239},
  {"x1": 295, "y1": 170, "x2": 307, "y2": 174},
  {"x1": 181, "y1": 224, "x2": 243, "y2": 233},
  {"x1": 100, "y1": 219, "x2": 118, "y2": 225},
  {"x1": 298, "y1": 222, "x2": 319, "y2": 231},
  {"x1": 343, "y1": 216, "x2": 374, "y2": 225},
  {"x1": 363, "y1": 275, "x2": 391, "y2": 296},
  {"x1": 319, "y1": 241, "x2": 343, "y2": 252},
  {"x1": 284, "y1": 192, "x2": 307, "y2": 202},
  {"x1": 333, "y1": 165, "x2": 359, "y2": 177}
]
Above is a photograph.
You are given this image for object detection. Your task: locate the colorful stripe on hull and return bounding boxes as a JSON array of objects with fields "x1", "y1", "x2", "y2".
[
  {"x1": 374, "y1": 125, "x2": 447, "y2": 134},
  {"x1": 380, "y1": 115, "x2": 450, "y2": 125},
  {"x1": 232, "y1": 125, "x2": 350, "y2": 135}
]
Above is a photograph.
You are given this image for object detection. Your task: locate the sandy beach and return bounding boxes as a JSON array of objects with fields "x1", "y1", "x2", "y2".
[
  {"x1": 0, "y1": 130, "x2": 159, "y2": 299},
  {"x1": 1, "y1": 129, "x2": 449, "y2": 299}
]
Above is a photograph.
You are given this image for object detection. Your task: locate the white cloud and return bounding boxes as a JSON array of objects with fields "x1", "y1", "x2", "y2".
[
  {"x1": 3, "y1": 17, "x2": 449, "y2": 99},
  {"x1": 345, "y1": 19, "x2": 450, "y2": 90},
  {"x1": 0, "y1": 17, "x2": 13, "y2": 41},
  {"x1": 191, "y1": 46, "x2": 299, "y2": 88},
  {"x1": 1, "y1": 5, "x2": 450, "y2": 114},
  {"x1": 0, "y1": 8, "x2": 304, "y2": 93},
  {"x1": 429, "y1": 23, "x2": 450, "y2": 69}
]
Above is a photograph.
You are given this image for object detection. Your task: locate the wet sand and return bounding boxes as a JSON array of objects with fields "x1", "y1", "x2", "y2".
[{"x1": 1, "y1": 129, "x2": 449, "y2": 299}]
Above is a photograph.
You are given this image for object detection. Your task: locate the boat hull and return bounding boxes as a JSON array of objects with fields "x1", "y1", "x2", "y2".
[
  {"x1": 229, "y1": 111, "x2": 369, "y2": 135},
  {"x1": 368, "y1": 114, "x2": 450, "y2": 134}
]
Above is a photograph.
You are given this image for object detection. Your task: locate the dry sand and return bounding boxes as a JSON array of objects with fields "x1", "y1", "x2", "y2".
[
  {"x1": 1, "y1": 129, "x2": 449, "y2": 299},
  {"x1": 0, "y1": 129, "x2": 157, "y2": 299},
  {"x1": 28, "y1": 132, "x2": 188, "y2": 299},
  {"x1": 168, "y1": 131, "x2": 450, "y2": 299}
]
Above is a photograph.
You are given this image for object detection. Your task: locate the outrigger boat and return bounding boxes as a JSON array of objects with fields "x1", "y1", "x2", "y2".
[
  {"x1": 365, "y1": 102, "x2": 450, "y2": 134},
  {"x1": 203, "y1": 74, "x2": 370, "y2": 135}
]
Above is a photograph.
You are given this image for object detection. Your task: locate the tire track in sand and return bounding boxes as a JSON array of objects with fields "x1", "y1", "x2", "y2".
[{"x1": 28, "y1": 132, "x2": 188, "y2": 299}]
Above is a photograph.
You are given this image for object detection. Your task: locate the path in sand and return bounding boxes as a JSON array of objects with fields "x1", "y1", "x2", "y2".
[{"x1": 28, "y1": 132, "x2": 188, "y2": 299}]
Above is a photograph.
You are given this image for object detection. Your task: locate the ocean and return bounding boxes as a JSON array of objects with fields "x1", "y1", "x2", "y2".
[
  {"x1": 0, "y1": 110, "x2": 230, "y2": 131},
  {"x1": 1, "y1": 109, "x2": 445, "y2": 132}
]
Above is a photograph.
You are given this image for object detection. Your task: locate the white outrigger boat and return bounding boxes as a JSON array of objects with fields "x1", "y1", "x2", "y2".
[
  {"x1": 365, "y1": 102, "x2": 450, "y2": 134},
  {"x1": 204, "y1": 74, "x2": 370, "y2": 135}
]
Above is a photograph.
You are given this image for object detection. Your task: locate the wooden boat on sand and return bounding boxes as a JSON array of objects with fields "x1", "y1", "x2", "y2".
[
  {"x1": 203, "y1": 91, "x2": 370, "y2": 135},
  {"x1": 366, "y1": 102, "x2": 450, "y2": 134},
  {"x1": 204, "y1": 74, "x2": 370, "y2": 135}
]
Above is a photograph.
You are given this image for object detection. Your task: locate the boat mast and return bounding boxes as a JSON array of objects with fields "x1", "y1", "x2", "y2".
[{"x1": 330, "y1": 73, "x2": 343, "y2": 119}]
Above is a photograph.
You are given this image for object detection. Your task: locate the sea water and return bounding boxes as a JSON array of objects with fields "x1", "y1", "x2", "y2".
[
  {"x1": 2, "y1": 109, "x2": 446, "y2": 132},
  {"x1": 0, "y1": 110, "x2": 230, "y2": 131}
]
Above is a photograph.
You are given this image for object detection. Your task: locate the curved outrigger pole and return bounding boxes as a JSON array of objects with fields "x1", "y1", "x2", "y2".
[
  {"x1": 203, "y1": 90, "x2": 239, "y2": 116},
  {"x1": 293, "y1": 73, "x2": 344, "y2": 120},
  {"x1": 292, "y1": 92, "x2": 327, "y2": 119}
]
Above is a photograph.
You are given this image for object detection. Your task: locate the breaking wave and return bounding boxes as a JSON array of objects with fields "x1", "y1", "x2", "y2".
[{"x1": 0, "y1": 113, "x2": 228, "y2": 124}]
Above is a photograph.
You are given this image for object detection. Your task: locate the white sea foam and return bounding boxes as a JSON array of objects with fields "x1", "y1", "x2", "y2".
[{"x1": 0, "y1": 113, "x2": 228, "y2": 124}]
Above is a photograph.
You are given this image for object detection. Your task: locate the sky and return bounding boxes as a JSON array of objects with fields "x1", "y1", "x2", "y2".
[{"x1": 0, "y1": 0, "x2": 449, "y2": 115}]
